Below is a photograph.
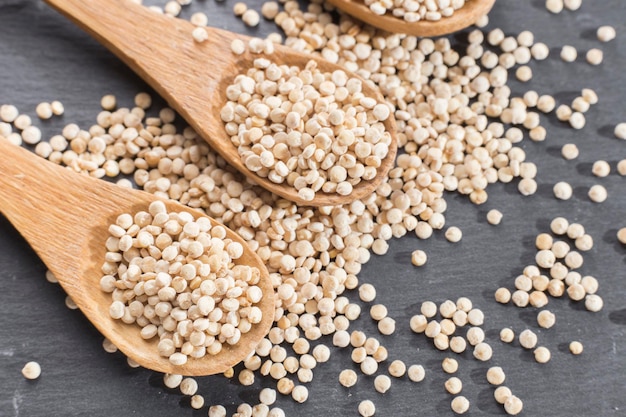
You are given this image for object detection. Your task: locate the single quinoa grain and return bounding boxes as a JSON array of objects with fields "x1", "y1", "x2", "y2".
[
  {"x1": 569, "y1": 341, "x2": 584, "y2": 355},
  {"x1": 21, "y1": 361, "x2": 41, "y2": 380}
]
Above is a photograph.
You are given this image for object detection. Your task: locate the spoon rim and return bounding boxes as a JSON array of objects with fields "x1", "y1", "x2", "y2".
[{"x1": 326, "y1": 0, "x2": 497, "y2": 37}]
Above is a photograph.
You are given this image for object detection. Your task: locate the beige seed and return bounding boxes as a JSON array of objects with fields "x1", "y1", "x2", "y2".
[
  {"x1": 473, "y1": 342, "x2": 492, "y2": 361},
  {"x1": 518, "y1": 178, "x2": 537, "y2": 196},
  {"x1": 192, "y1": 27, "x2": 209, "y2": 43},
  {"x1": 545, "y1": 0, "x2": 563, "y2": 13},
  {"x1": 536, "y1": 249, "x2": 556, "y2": 268},
  {"x1": 534, "y1": 346, "x2": 551, "y2": 363},
  {"x1": 569, "y1": 341, "x2": 584, "y2": 355},
  {"x1": 597, "y1": 26, "x2": 616, "y2": 42},
  {"x1": 411, "y1": 249, "x2": 427, "y2": 266},
  {"x1": 233, "y1": 2, "x2": 247, "y2": 16},
  {"x1": 370, "y1": 304, "x2": 388, "y2": 321},
  {"x1": 451, "y1": 396, "x2": 470, "y2": 414},
  {"x1": 22, "y1": 361, "x2": 42, "y2": 379},
  {"x1": 36, "y1": 102, "x2": 53, "y2": 120},
  {"x1": 515, "y1": 66, "x2": 532, "y2": 82},
  {"x1": 551, "y1": 217, "x2": 570, "y2": 235},
  {"x1": 445, "y1": 377, "x2": 463, "y2": 395},
  {"x1": 101, "y1": 94, "x2": 116, "y2": 110},
  {"x1": 291, "y1": 385, "x2": 308, "y2": 403},
  {"x1": 586, "y1": 48, "x2": 604, "y2": 65},
  {"x1": 561, "y1": 143, "x2": 579, "y2": 160},
  {"x1": 615, "y1": 123, "x2": 626, "y2": 139},
  {"x1": 535, "y1": 233, "x2": 553, "y2": 250},
  {"x1": 486, "y1": 366, "x2": 505, "y2": 385},
  {"x1": 358, "y1": 400, "x2": 376, "y2": 417},
  {"x1": 389, "y1": 359, "x2": 406, "y2": 377},
  {"x1": 378, "y1": 317, "x2": 396, "y2": 335},
  {"x1": 592, "y1": 160, "x2": 611, "y2": 177},
  {"x1": 339, "y1": 369, "x2": 357, "y2": 387},
  {"x1": 486, "y1": 209, "x2": 503, "y2": 225},
  {"x1": 495, "y1": 288, "x2": 511, "y2": 304},
  {"x1": 569, "y1": 112, "x2": 585, "y2": 129},
  {"x1": 564, "y1": 0, "x2": 582, "y2": 10},
  {"x1": 242, "y1": 9, "x2": 260, "y2": 27},
  {"x1": 494, "y1": 386, "x2": 512, "y2": 404},
  {"x1": 504, "y1": 395, "x2": 524, "y2": 415},
  {"x1": 585, "y1": 294, "x2": 604, "y2": 312},
  {"x1": 359, "y1": 283, "x2": 377, "y2": 302},
  {"x1": 407, "y1": 364, "x2": 425, "y2": 382},
  {"x1": 537, "y1": 310, "x2": 556, "y2": 328},
  {"x1": 560, "y1": 45, "x2": 577, "y2": 62},
  {"x1": 374, "y1": 374, "x2": 391, "y2": 393},
  {"x1": 618, "y1": 228, "x2": 626, "y2": 244},
  {"x1": 190, "y1": 395, "x2": 204, "y2": 409},
  {"x1": 588, "y1": 185, "x2": 608, "y2": 203},
  {"x1": 519, "y1": 329, "x2": 538, "y2": 349},
  {"x1": 445, "y1": 226, "x2": 462, "y2": 243},
  {"x1": 442, "y1": 358, "x2": 458, "y2": 374}
]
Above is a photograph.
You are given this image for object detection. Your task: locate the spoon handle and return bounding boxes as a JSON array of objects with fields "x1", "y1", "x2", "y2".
[{"x1": 0, "y1": 138, "x2": 139, "y2": 279}]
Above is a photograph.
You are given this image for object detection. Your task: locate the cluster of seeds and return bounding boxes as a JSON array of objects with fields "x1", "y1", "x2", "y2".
[
  {"x1": 410, "y1": 298, "x2": 492, "y2": 361},
  {"x1": 220, "y1": 57, "x2": 393, "y2": 202},
  {"x1": 101, "y1": 200, "x2": 264, "y2": 365},
  {"x1": 361, "y1": 0, "x2": 467, "y2": 23},
  {"x1": 494, "y1": 217, "x2": 602, "y2": 366}
]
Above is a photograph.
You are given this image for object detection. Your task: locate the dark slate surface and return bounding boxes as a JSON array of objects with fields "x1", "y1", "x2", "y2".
[{"x1": 1, "y1": 1, "x2": 625, "y2": 416}]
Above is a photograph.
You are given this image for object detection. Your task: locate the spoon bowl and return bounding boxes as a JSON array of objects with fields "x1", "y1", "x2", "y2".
[
  {"x1": 0, "y1": 136, "x2": 275, "y2": 376},
  {"x1": 43, "y1": 0, "x2": 398, "y2": 207},
  {"x1": 326, "y1": 0, "x2": 496, "y2": 37}
]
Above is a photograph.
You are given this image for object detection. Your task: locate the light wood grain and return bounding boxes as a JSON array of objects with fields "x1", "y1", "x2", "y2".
[
  {"x1": 0, "y1": 136, "x2": 275, "y2": 376},
  {"x1": 325, "y1": 0, "x2": 496, "y2": 37},
  {"x1": 42, "y1": 0, "x2": 398, "y2": 207}
]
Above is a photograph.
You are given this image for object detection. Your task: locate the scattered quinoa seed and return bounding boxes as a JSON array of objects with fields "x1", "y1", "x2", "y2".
[
  {"x1": 451, "y1": 396, "x2": 470, "y2": 414},
  {"x1": 21, "y1": 361, "x2": 41, "y2": 380},
  {"x1": 569, "y1": 341, "x2": 584, "y2": 355}
]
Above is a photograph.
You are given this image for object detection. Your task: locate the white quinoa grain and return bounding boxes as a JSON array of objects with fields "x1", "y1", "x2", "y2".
[
  {"x1": 545, "y1": 0, "x2": 564, "y2": 13},
  {"x1": 22, "y1": 361, "x2": 41, "y2": 380},
  {"x1": 586, "y1": 48, "x2": 604, "y2": 65},
  {"x1": 515, "y1": 66, "x2": 532, "y2": 82},
  {"x1": 597, "y1": 26, "x2": 616, "y2": 42},
  {"x1": 442, "y1": 357, "x2": 458, "y2": 374},
  {"x1": 291, "y1": 385, "x2": 308, "y2": 403},
  {"x1": 553, "y1": 182, "x2": 573, "y2": 200},
  {"x1": 445, "y1": 227, "x2": 462, "y2": 243},
  {"x1": 561, "y1": 143, "x2": 579, "y2": 160},
  {"x1": 504, "y1": 395, "x2": 524, "y2": 415},
  {"x1": 473, "y1": 342, "x2": 492, "y2": 361},
  {"x1": 407, "y1": 364, "x2": 425, "y2": 382},
  {"x1": 486, "y1": 366, "x2": 506, "y2": 385},
  {"x1": 500, "y1": 328, "x2": 515, "y2": 343},
  {"x1": 588, "y1": 184, "x2": 608, "y2": 203},
  {"x1": 339, "y1": 369, "x2": 357, "y2": 387},
  {"x1": 487, "y1": 209, "x2": 503, "y2": 225},
  {"x1": 192, "y1": 27, "x2": 209, "y2": 43},
  {"x1": 614, "y1": 123, "x2": 626, "y2": 139},
  {"x1": 495, "y1": 288, "x2": 511, "y2": 304},
  {"x1": 190, "y1": 395, "x2": 204, "y2": 409},
  {"x1": 569, "y1": 112, "x2": 585, "y2": 129},
  {"x1": 451, "y1": 396, "x2": 470, "y2": 414},
  {"x1": 618, "y1": 228, "x2": 626, "y2": 244},
  {"x1": 585, "y1": 294, "x2": 604, "y2": 312},
  {"x1": 388, "y1": 359, "x2": 406, "y2": 377},
  {"x1": 592, "y1": 160, "x2": 611, "y2": 177},
  {"x1": 233, "y1": 2, "x2": 247, "y2": 16},
  {"x1": 358, "y1": 400, "x2": 375, "y2": 417},
  {"x1": 531, "y1": 42, "x2": 550, "y2": 60},
  {"x1": 561, "y1": 45, "x2": 577, "y2": 62},
  {"x1": 370, "y1": 304, "x2": 388, "y2": 321},
  {"x1": 36, "y1": 102, "x2": 53, "y2": 120},
  {"x1": 411, "y1": 250, "x2": 427, "y2": 266},
  {"x1": 0, "y1": 104, "x2": 19, "y2": 122},
  {"x1": 374, "y1": 375, "x2": 391, "y2": 393},
  {"x1": 519, "y1": 329, "x2": 538, "y2": 349},
  {"x1": 569, "y1": 341, "x2": 584, "y2": 355},
  {"x1": 100, "y1": 94, "x2": 116, "y2": 110},
  {"x1": 534, "y1": 346, "x2": 551, "y2": 363},
  {"x1": 445, "y1": 377, "x2": 463, "y2": 395},
  {"x1": 494, "y1": 386, "x2": 512, "y2": 404},
  {"x1": 551, "y1": 217, "x2": 570, "y2": 235},
  {"x1": 537, "y1": 310, "x2": 556, "y2": 328},
  {"x1": 242, "y1": 9, "x2": 260, "y2": 27},
  {"x1": 564, "y1": 0, "x2": 582, "y2": 10}
]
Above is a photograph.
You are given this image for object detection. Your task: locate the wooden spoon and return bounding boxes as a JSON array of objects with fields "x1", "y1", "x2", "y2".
[
  {"x1": 42, "y1": 0, "x2": 398, "y2": 207},
  {"x1": 0, "y1": 136, "x2": 275, "y2": 376},
  {"x1": 325, "y1": 0, "x2": 496, "y2": 37}
]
